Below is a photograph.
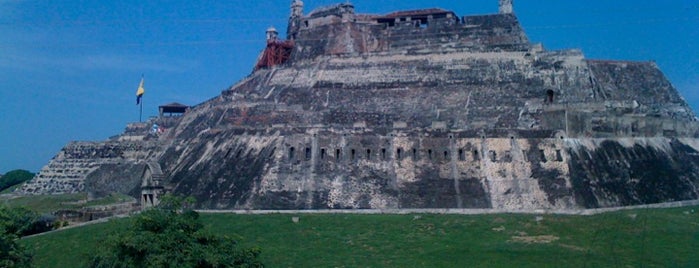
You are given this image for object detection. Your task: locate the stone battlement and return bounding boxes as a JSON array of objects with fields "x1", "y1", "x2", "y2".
[{"x1": 288, "y1": 7, "x2": 529, "y2": 60}]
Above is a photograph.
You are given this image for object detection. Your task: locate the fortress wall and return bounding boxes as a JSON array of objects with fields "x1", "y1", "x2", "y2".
[
  {"x1": 158, "y1": 126, "x2": 699, "y2": 210},
  {"x1": 386, "y1": 14, "x2": 529, "y2": 52},
  {"x1": 19, "y1": 140, "x2": 156, "y2": 195},
  {"x1": 250, "y1": 49, "x2": 697, "y2": 138},
  {"x1": 84, "y1": 163, "x2": 145, "y2": 199},
  {"x1": 160, "y1": 126, "x2": 574, "y2": 210},
  {"x1": 159, "y1": 129, "x2": 283, "y2": 209},
  {"x1": 565, "y1": 109, "x2": 699, "y2": 138},
  {"x1": 587, "y1": 60, "x2": 695, "y2": 120},
  {"x1": 567, "y1": 138, "x2": 699, "y2": 208},
  {"x1": 259, "y1": 50, "x2": 593, "y2": 130},
  {"x1": 291, "y1": 13, "x2": 531, "y2": 60}
]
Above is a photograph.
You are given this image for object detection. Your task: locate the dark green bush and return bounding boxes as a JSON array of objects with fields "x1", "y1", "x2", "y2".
[
  {"x1": 0, "y1": 206, "x2": 55, "y2": 236},
  {"x1": 0, "y1": 231, "x2": 32, "y2": 268},
  {"x1": 90, "y1": 195, "x2": 263, "y2": 268},
  {"x1": 0, "y1": 206, "x2": 41, "y2": 268},
  {"x1": 0, "y1": 170, "x2": 34, "y2": 192}
]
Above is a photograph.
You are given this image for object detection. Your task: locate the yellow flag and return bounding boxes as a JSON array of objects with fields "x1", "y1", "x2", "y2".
[
  {"x1": 136, "y1": 78, "x2": 145, "y2": 104},
  {"x1": 136, "y1": 78, "x2": 145, "y2": 96}
]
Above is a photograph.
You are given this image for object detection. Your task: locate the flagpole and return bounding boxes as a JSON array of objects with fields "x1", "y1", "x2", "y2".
[
  {"x1": 137, "y1": 74, "x2": 144, "y2": 122},
  {"x1": 140, "y1": 97, "x2": 143, "y2": 122}
]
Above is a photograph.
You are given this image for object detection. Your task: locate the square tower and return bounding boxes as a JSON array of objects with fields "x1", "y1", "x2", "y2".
[{"x1": 499, "y1": 0, "x2": 513, "y2": 14}]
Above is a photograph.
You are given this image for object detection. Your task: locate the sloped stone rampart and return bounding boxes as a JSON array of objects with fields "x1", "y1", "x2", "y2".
[{"x1": 19, "y1": 139, "x2": 156, "y2": 195}]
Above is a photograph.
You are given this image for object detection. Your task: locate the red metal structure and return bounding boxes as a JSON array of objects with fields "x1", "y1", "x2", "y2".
[{"x1": 255, "y1": 39, "x2": 295, "y2": 70}]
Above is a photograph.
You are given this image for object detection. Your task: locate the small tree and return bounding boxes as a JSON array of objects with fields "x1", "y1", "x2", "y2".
[
  {"x1": 0, "y1": 206, "x2": 55, "y2": 236},
  {"x1": 0, "y1": 206, "x2": 35, "y2": 268},
  {"x1": 90, "y1": 195, "x2": 263, "y2": 267},
  {"x1": 0, "y1": 230, "x2": 32, "y2": 268}
]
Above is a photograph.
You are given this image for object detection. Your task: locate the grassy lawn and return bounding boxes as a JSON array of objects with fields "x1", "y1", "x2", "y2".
[
  {"x1": 22, "y1": 206, "x2": 699, "y2": 267},
  {"x1": 23, "y1": 219, "x2": 127, "y2": 268},
  {"x1": 1, "y1": 192, "x2": 135, "y2": 214},
  {"x1": 0, "y1": 183, "x2": 23, "y2": 194},
  {"x1": 1, "y1": 193, "x2": 87, "y2": 213}
]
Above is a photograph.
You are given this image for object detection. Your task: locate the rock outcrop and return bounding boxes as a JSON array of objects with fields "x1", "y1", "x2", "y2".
[{"x1": 20, "y1": 1, "x2": 699, "y2": 210}]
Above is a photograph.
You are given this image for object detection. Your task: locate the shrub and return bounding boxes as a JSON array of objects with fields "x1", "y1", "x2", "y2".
[
  {"x1": 0, "y1": 206, "x2": 39, "y2": 268},
  {"x1": 0, "y1": 206, "x2": 55, "y2": 236},
  {"x1": 90, "y1": 195, "x2": 263, "y2": 267},
  {"x1": 0, "y1": 231, "x2": 32, "y2": 268}
]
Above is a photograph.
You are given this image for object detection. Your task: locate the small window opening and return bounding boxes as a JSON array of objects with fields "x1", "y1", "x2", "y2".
[
  {"x1": 397, "y1": 148, "x2": 403, "y2": 160},
  {"x1": 304, "y1": 20, "x2": 309, "y2": 27},
  {"x1": 555, "y1": 150, "x2": 563, "y2": 162},
  {"x1": 458, "y1": 149, "x2": 465, "y2": 161},
  {"x1": 412, "y1": 148, "x2": 418, "y2": 161},
  {"x1": 546, "y1": 89, "x2": 555, "y2": 103},
  {"x1": 366, "y1": 149, "x2": 371, "y2": 160},
  {"x1": 504, "y1": 151, "x2": 512, "y2": 163},
  {"x1": 444, "y1": 150, "x2": 450, "y2": 160},
  {"x1": 289, "y1": 147, "x2": 295, "y2": 160},
  {"x1": 489, "y1": 151, "x2": 497, "y2": 162},
  {"x1": 351, "y1": 149, "x2": 356, "y2": 160},
  {"x1": 336, "y1": 149, "x2": 341, "y2": 161},
  {"x1": 381, "y1": 148, "x2": 387, "y2": 160},
  {"x1": 473, "y1": 150, "x2": 480, "y2": 161},
  {"x1": 428, "y1": 149, "x2": 433, "y2": 160},
  {"x1": 320, "y1": 148, "x2": 326, "y2": 160},
  {"x1": 305, "y1": 147, "x2": 312, "y2": 160},
  {"x1": 420, "y1": 19, "x2": 429, "y2": 28},
  {"x1": 540, "y1": 149, "x2": 547, "y2": 163}
]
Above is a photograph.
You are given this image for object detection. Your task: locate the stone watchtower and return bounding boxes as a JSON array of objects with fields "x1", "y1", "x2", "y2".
[
  {"x1": 499, "y1": 0, "x2": 513, "y2": 14},
  {"x1": 287, "y1": 0, "x2": 304, "y2": 40},
  {"x1": 266, "y1": 26, "x2": 279, "y2": 41}
]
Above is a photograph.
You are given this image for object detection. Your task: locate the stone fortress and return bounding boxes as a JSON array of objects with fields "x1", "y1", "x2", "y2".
[{"x1": 19, "y1": 0, "x2": 699, "y2": 211}]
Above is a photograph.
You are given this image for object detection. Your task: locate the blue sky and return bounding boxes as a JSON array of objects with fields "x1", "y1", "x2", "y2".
[{"x1": 1, "y1": 0, "x2": 697, "y2": 173}]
